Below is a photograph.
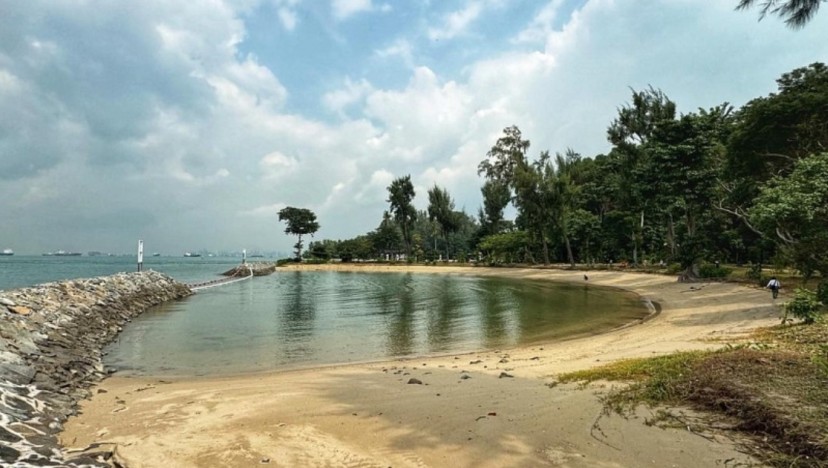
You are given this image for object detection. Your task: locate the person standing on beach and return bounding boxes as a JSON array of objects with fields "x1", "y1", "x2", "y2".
[{"x1": 766, "y1": 276, "x2": 781, "y2": 299}]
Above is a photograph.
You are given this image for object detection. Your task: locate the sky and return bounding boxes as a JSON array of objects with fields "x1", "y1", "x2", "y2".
[{"x1": 1, "y1": 0, "x2": 827, "y2": 255}]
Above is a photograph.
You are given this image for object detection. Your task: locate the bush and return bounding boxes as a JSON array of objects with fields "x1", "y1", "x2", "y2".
[
  {"x1": 746, "y1": 263, "x2": 763, "y2": 280},
  {"x1": 665, "y1": 263, "x2": 683, "y2": 274},
  {"x1": 698, "y1": 263, "x2": 733, "y2": 278},
  {"x1": 784, "y1": 288, "x2": 823, "y2": 324},
  {"x1": 817, "y1": 281, "x2": 828, "y2": 305}
]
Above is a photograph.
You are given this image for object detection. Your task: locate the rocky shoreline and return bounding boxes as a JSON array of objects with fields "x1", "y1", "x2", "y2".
[{"x1": 0, "y1": 271, "x2": 192, "y2": 467}]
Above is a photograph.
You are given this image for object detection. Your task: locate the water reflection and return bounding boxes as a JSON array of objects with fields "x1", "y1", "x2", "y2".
[
  {"x1": 385, "y1": 273, "x2": 415, "y2": 356},
  {"x1": 473, "y1": 278, "x2": 515, "y2": 349},
  {"x1": 105, "y1": 271, "x2": 649, "y2": 376}
]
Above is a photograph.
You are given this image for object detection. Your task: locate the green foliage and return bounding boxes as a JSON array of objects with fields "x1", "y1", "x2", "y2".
[
  {"x1": 750, "y1": 153, "x2": 828, "y2": 277},
  {"x1": 387, "y1": 175, "x2": 417, "y2": 256},
  {"x1": 784, "y1": 288, "x2": 823, "y2": 324},
  {"x1": 665, "y1": 263, "x2": 683, "y2": 274},
  {"x1": 817, "y1": 281, "x2": 828, "y2": 305},
  {"x1": 478, "y1": 231, "x2": 529, "y2": 264},
  {"x1": 427, "y1": 184, "x2": 460, "y2": 260},
  {"x1": 698, "y1": 263, "x2": 733, "y2": 278},
  {"x1": 278, "y1": 206, "x2": 320, "y2": 260},
  {"x1": 746, "y1": 262, "x2": 763, "y2": 280}
]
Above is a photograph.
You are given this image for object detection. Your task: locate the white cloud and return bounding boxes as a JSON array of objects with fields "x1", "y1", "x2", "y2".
[
  {"x1": 375, "y1": 39, "x2": 414, "y2": 68},
  {"x1": 427, "y1": 2, "x2": 483, "y2": 41},
  {"x1": 278, "y1": 8, "x2": 298, "y2": 30},
  {"x1": 513, "y1": 0, "x2": 564, "y2": 44},
  {"x1": 2, "y1": 0, "x2": 828, "y2": 254},
  {"x1": 322, "y1": 78, "x2": 374, "y2": 117},
  {"x1": 332, "y1": 0, "x2": 373, "y2": 20}
]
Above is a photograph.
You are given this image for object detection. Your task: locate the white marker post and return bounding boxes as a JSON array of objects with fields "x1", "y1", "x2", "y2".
[
  {"x1": 242, "y1": 248, "x2": 247, "y2": 265},
  {"x1": 137, "y1": 240, "x2": 144, "y2": 272}
]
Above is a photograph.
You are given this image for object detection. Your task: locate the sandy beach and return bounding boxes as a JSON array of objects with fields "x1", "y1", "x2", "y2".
[{"x1": 61, "y1": 265, "x2": 781, "y2": 467}]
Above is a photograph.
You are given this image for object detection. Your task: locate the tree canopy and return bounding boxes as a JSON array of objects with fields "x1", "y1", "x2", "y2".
[{"x1": 278, "y1": 206, "x2": 320, "y2": 260}]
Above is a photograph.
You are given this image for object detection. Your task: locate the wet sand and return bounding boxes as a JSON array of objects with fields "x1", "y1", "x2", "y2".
[{"x1": 61, "y1": 265, "x2": 781, "y2": 467}]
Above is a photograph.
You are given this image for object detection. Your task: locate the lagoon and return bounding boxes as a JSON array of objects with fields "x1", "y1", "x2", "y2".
[{"x1": 104, "y1": 270, "x2": 649, "y2": 376}]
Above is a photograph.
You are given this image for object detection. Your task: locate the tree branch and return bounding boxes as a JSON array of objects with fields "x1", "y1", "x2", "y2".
[{"x1": 713, "y1": 199, "x2": 766, "y2": 237}]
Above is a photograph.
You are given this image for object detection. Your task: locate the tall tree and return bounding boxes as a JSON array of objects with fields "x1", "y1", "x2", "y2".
[
  {"x1": 427, "y1": 185, "x2": 459, "y2": 260},
  {"x1": 278, "y1": 207, "x2": 320, "y2": 261},
  {"x1": 642, "y1": 106, "x2": 732, "y2": 279},
  {"x1": 736, "y1": 0, "x2": 824, "y2": 28},
  {"x1": 387, "y1": 175, "x2": 417, "y2": 257},
  {"x1": 478, "y1": 179, "x2": 510, "y2": 236},
  {"x1": 478, "y1": 125, "x2": 531, "y2": 188},
  {"x1": 553, "y1": 150, "x2": 581, "y2": 267},
  {"x1": 513, "y1": 152, "x2": 556, "y2": 264},
  {"x1": 749, "y1": 152, "x2": 828, "y2": 278},
  {"x1": 607, "y1": 87, "x2": 677, "y2": 265}
]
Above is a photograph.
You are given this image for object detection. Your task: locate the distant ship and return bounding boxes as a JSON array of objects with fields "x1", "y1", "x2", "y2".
[
  {"x1": 0, "y1": 249, "x2": 13, "y2": 256},
  {"x1": 183, "y1": 252, "x2": 201, "y2": 257},
  {"x1": 87, "y1": 251, "x2": 103, "y2": 256},
  {"x1": 43, "y1": 250, "x2": 82, "y2": 256},
  {"x1": 152, "y1": 253, "x2": 161, "y2": 257}
]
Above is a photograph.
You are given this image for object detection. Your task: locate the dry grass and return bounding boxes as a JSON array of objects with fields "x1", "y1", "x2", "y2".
[{"x1": 558, "y1": 319, "x2": 828, "y2": 467}]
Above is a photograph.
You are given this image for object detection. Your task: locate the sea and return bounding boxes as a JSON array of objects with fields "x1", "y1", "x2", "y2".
[{"x1": 0, "y1": 256, "x2": 650, "y2": 377}]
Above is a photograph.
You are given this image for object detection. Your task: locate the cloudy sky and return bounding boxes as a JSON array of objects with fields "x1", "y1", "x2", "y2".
[{"x1": 1, "y1": 0, "x2": 827, "y2": 255}]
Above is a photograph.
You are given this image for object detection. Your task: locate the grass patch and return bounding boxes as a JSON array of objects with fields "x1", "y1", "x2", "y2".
[{"x1": 558, "y1": 320, "x2": 828, "y2": 467}]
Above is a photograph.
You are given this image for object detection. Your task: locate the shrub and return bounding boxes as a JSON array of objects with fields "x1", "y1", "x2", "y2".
[
  {"x1": 817, "y1": 281, "x2": 828, "y2": 305},
  {"x1": 783, "y1": 288, "x2": 823, "y2": 324},
  {"x1": 665, "y1": 263, "x2": 683, "y2": 274},
  {"x1": 698, "y1": 263, "x2": 733, "y2": 278},
  {"x1": 746, "y1": 263, "x2": 763, "y2": 280}
]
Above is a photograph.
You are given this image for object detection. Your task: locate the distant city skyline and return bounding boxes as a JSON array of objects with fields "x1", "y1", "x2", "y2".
[{"x1": 1, "y1": 0, "x2": 827, "y2": 254}]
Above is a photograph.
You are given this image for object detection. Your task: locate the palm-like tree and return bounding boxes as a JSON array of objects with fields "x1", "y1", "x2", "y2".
[{"x1": 737, "y1": 0, "x2": 824, "y2": 28}]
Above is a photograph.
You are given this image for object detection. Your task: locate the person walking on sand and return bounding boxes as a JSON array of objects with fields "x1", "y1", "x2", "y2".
[{"x1": 766, "y1": 276, "x2": 781, "y2": 299}]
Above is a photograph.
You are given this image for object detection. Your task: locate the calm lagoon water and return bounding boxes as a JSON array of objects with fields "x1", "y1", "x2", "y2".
[{"x1": 104, "y1": 270, "x2": 649, "y2": 377}]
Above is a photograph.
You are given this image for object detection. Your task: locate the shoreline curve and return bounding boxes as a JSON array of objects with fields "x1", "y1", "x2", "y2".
[{"x1": 60, "y1": 264, "x2": 782, "y2": 467}]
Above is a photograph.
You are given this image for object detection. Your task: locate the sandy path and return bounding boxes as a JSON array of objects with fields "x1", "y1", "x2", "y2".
[{"x1": 61, "y1": 266, "x2": 781, "y2": 467}]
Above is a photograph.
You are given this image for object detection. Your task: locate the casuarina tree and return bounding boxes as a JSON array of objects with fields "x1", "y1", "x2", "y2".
[{"x1": 278, "y1": 206, "x2": 320, "y2": 261}]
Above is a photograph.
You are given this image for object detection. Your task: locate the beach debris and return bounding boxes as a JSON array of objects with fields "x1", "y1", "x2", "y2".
[
  {"x1": 260, "y1": 457, "x2": 271, "y2": 463},
  {"x1": 530, "y1": 356, "x2": 540, "y2": 361},
  {"x1": 488, "y1": 412, "x2": 497, "y2": 416},
  {"x1": 499, "y1": 358, "x2": 509, "y2": 363},
  {"x1": 407, "y1": 378, "x2": 423, "y2": 385},
  {"x1": 499, "y1": 372, "x2": 514, "y2": 379},
  {"x1": 470, "y1": 360, "x2": 483, "y2": 364},
  {"x1": 460, "y1": 374, "x2": 472, "y2": 380}
]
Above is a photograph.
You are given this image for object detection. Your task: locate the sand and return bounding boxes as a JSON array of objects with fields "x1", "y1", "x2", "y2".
[{"x1": 61, "y1": 265, "x2": 782, "y2": 467}]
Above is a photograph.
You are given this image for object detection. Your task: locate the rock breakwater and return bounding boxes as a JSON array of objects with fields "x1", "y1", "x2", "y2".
[
  {"x1": 221, "y1": 262, "x2": 277, "y2": 277},
  {"x1": 0, "y1": 271, "x2": 191, "y2": 467}
]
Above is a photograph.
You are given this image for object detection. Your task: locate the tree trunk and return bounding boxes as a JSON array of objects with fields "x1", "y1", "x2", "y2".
[
  {"x1": 564, "y1": 232, "x2": 575, "y2": 268},
  {"x1": 677, "y1": 263, "x2": 701, "y2": 283},
  {"x1": 541, "y1": 235, "x2": 550, "y2": 265}
]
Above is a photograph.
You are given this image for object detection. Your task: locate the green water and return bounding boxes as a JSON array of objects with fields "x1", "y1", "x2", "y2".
[{"x1": 104, "y1": 271, "x2": 649, "y2": 377}]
